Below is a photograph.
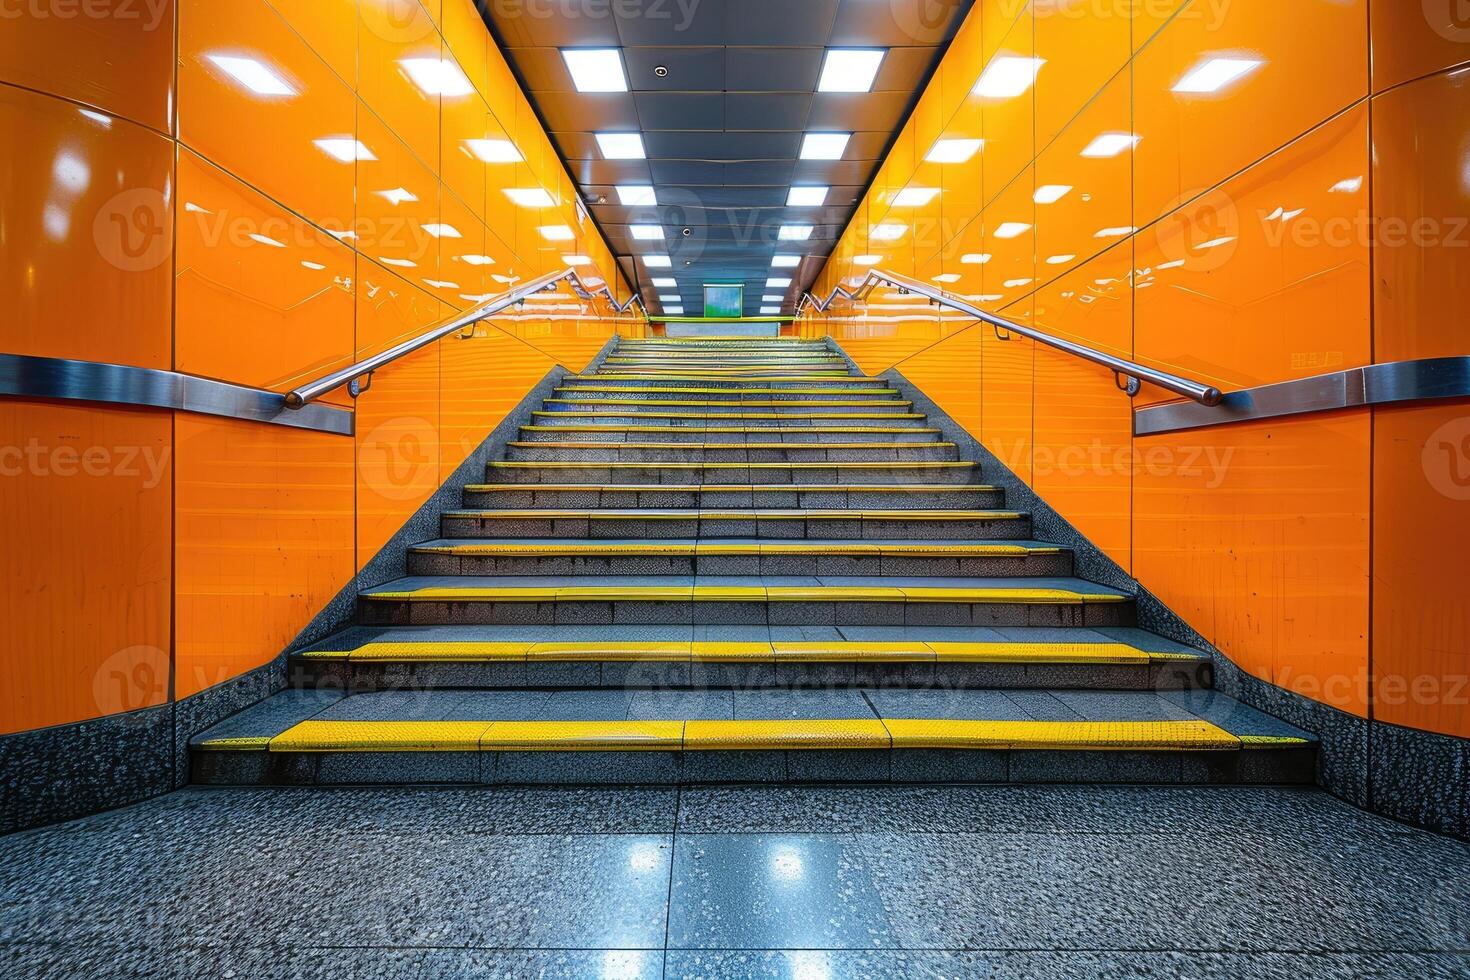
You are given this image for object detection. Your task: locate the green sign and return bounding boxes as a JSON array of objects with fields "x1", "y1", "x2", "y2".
[{"x1": 703, "y1": 284, "x2": 744, "y2": 319}]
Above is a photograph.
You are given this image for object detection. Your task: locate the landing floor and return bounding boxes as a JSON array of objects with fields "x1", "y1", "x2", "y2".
[{"x1": 3, "y1": 786, "x2": 1467, "y2": 978}]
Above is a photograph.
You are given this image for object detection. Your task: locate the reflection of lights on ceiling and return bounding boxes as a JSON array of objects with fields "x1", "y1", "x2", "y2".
[
  {"x1": 399, "y1": 58, "x2": 474, "y2": 97},
  {"x1": 926, "y1": 138, "x2": 984, "y2": 164},
  {"x1": 973, "y1": 56, "x2": 1045, "y2": 98},
  {"x1": 422, "y1": 279, "x2": 459, "y2": 289},
  {"x1": 455, "y1": 254, "x2": 495, "y2": 266},
  {"x1": 538, "y1": 224, "x2": 575, "y2": 241},
  {"x1": 770, "y1": 845, "x2": 804, "y2": 881},
  {"x1": 933, "y1": 273, "x2": 961, "y2": 283},
  {"x1": 464, "y1": 138, "x2": 522, "y2": 163},
  {"x1": 853, "y1": 255, "x2": 883, "y2": 265},
  {"x1": 1081, "y1": 132, "x2": 1141, "y2": 158},
  {"x1": 1033, "y1": 184, "x2": 1073, "y2": 204},
  {"x1": 563, "y1": 254, "x2": 592, "y2": 266},
  {"x1": 1195, "y1": 235, "x2": 1237, "y2": 249},
  {"x1": 1158, "y1": 259, "x2": 1187, "y2": 270},
  {"x1": 205, "y1": 53, "x2": 298, "y2": 97},
  {"x1": 892, "y1": 187, "x2": 940, "y2": 207},
  {"x1": 315, "y1": 138, "x2": 376, "y2": 163},
  {"x1": 1046, "y1": 254, "x2": 1076, "y2": 265},
  {"x1": 1173, "y1": 56, "x2": 1265, "y2": 94},
  {"x1": 1265, "y1": 207, "x2": 1305, "y2": 222},
  {"x1": 379, "y1": 257, "x2": 416, "y2": 268},
  {"x1": 1330, "y1": 177, "x2": 1364, "y2": 194},
  {"x1": 248, "y1": 233, "x2": 287, "y2": 248},
  {"x1": 375, "y1": 187, "x2": 418, "y2": 207},
  {"x1": 1004, "y1": 278, "x2": 1034, "y2": 288},
  {"x1": 422, "y1": 223, "x2": 461, "y2": 239},
  {"x1": 961, "y1": 253, "x2": 992, "y2": 264},
  {"x1": 870, "y1": 223, "x2": 907, "y2": 240},
  {"x1": 301, "y1": 261, "x2": 326, "y2": 271},
  {"x1": 503, "y1": 188, "x2": 555, "y2": 208},
  {"x1": 1094, "y1": 226, "x2": 1137, "y2": 238},
  {"x1": 51, "y1": 151, "x2": 90, "y2": 194},
  {"x1": 993, "y1": 222, "x2": 1032, "y2": 239}
]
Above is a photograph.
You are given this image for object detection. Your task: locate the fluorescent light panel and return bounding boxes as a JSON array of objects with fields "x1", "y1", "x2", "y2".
[
  {"x1": 771, "y1": 255, "x2": 801, "y2": 268},
  {"x1": 778, "y1": 225, "x2": 814, "y2": 241},
  {"x1": 561, "y1": 48, "x2": 628, "y2": 92},
  {"x1": 800, "y1": 132, "x2": 851, "y2": 160},
  {"x1": 817, "y1": 49, "x2": 886, "y2": 92},
  {"x1": 596, "y1": 132, "x2": 646, "y2": 159},
  {"x1": 787, "y1": 186, "x2": 829, "y2": 207},
  {"x1": 630, "y1": 225, "x2": 664, "y2": 240},
  {"x1": 616, "y1": 184, "x2": 658, "y2": 206}
]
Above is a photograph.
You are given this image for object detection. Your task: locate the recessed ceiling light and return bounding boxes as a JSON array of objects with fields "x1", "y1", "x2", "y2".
[
  {"x1": 538, "y1": 225, "x2": 575, "y2": 241},
  {"x1": 973, "y1": 56, "x2": 1045, "y2": 98},
  {"x1": 870, "y1": 223, "x2": 906, "y2": 240},
  {"x1": 651, "y1": 277, "x2": 677, "y2": 287},
  {"x1": 761, "y1": 306, "x2": 783, "y2": 315},
  {"x1": 767, "y1": 277, "x2": 793, "y2": 288},
  {"x1": 399, "y1": 58, "x2": 473, "y2": 97},
  {"x1": 800, "y1": 132, "x2": 851, "y2": 160},
  {"x1": 925, "y1": 138, "x2": 983, "y2": 164},
  {"x1": 933, "y1": 273, "x2": 961, "y2": 283},
  {"x1": 503, "y1": 188, "x2": 555, "y2": 208},
  {"x1": 853, "y1": 255, "x2": 882, "y2": 266},
  {"x1": 643, "y1": 255, "x2": 672, "y2": 267},
  {"x1": 1033, "y1": 184, "x2": 1073, "y2": 204},
  {"x1": 817, "y1": 48, "x2": 886, "y2": 93},
  {"x1": 563, "y1": 254, "x2": 591, "y2": 265},
  {"x1": 1173, "y1": 56, "x2": 1265, "y2": 94},
  {"x1": 374, "y1": 186, "x2": 417, "y2": 206},
  {"x1": 787, "y1": 186, "x2": 829, "y2": 207},
  {"x1": 464, "y1": 138, "x2": 522, "y2": 163},
  {"x1": 421, "y1": 223, "x2": 461, "y2": 239},
  {"x1": 893, "y1": 187, "x2": 940, "y2": 207},
  {"x1": 205, "y1": 54, "x2": 297, "y2": 98},
  {"x1": 1046, "y1": 254, "x2": 1077, "y2": 265},
  {"x1": 665, "y1": 306, "x2": 684, "y2": 314},
  {"x1": 772, "y1": 255, "x2": 801, "y2": 268},
  {"x1": 778, "y1": 225, "x2": 814, "y2": 241},
  {"x1": 314, "y1": 138, "x2": 375, "y2": 162},
  {"x1": 762, "y1": 294, "x2": 784, "y2": 302},
  {"x1": 961, "y1": 253, "x2": 991, "y2": 264},
  {"x1": 992, "y1": 222, "x2": 1032, "y2": 239},
  {"x1": 561, "y1": 48, "x2": 628, "y2": 92},
  {"x1": 630, "y1": 225, "x2": 664, "y2": 240},
  {"x1": 616, "y1": 184, "x2": 658, "y2": 206},
  {"x1": 658, "y1": 294, "x2": 680, "y2": 303},
  {"x1": 455, "y1": 254, "x2": 495, "y2": 266},
  {"x1": 596, "y1": 132, "x2": 646, "y2": 159},
  {"x1": 1081, "y1": 132, "x2": 1141, "y2": 158}
]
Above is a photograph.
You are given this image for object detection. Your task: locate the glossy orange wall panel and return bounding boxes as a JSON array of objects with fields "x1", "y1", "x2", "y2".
[
  {"x1": 177, "y1": 0, "x2": 358, "y2": 235},
  {"x1": 0, "y1": 0, "x2": 175, "y2": 133},
  {"x1": 1371, "y1": 66, "x2": 1470, "y2": 362},
  {"x1": 811, "y1": 0, "x2": 1467, "y2": 738},
  {"x1": 1, "y1": 88, "x2": 174, "y2": 370},
  {"x1": 174, "y1": 415, "x2": 355, "y2": 698},
  {"x1": 1134, "y1": 415, "x2": 1372, "y2": 714},
  {"x1": 1373, "y1": 405, "x2": 1470, "y2": 738},
  {"x1": 0, "y1": 403, "x2": 172, "y2": 735},
  {"x1": 5, "y1": 0, "x2": 636, "y2": 736},
  {"x1": 174, "y1": 149, "x2": 356, "y2": 394}
]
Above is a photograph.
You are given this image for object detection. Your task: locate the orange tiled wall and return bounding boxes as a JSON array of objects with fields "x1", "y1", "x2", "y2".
[
  {"x1": 0, "y1": 0, "x2": 641, "y2": 733},
  {"x1": 804, "y1": 1, "x2": 1470, "y2": 738}
]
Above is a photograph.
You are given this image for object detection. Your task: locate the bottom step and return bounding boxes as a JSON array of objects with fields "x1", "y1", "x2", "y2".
[{"x1": 193, "y1": 689, "x2": 1315, "y2": 787}]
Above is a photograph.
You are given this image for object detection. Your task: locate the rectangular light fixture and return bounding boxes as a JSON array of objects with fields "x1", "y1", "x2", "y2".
[
  {"x1": 800, "y1": 132, "x2": 851, "y2": 160},
  {"x1": 314, "y1": 138, "x2": 376, "y2": 162},
  {"x1": 772, "y1": 255, "x2": 801, "y2": 268},
  {"x1": 630, "y1": 224, "x2": 664, "y2": 240},
  {"x1": 665, "y1": 307, "x2": 684, "y2": 315},
  {"x1": 869, "y1": 223, "x2": 906, "y2": 240},
  {"x1": 616, "y1": 184, "x2": 658, "y2": 206},
  {"x1": 893, "y1": 187, "x2": 940, "y2": 207},
  {"x1": 465, "y1": 138, "x2": 522, "y2": 163},
  {"x1": 1081, "y1": 132, "x2": 1141, "y2": 158},
  {"x1": 778, "y1": 225, "x2": 814, "y2": 241},
  {"x1": 643, "y1": 255, "x2": 672, "y2": 267},
  {"x1": 421, "y1": 223, "x2": 461, "y2": 239},
  {"x1": 563, "y1": 254, "x2": 592, "y2": 265},
  {"x1": 205, "y1": 54, "x2": 297, "y2": 98},
  {"x1": 761, "y1": 306, "x2": 783, "y2": 315},
  {"x1": 992, "y1": 222, "x2": 1032, "y2": 239},
  {"x1": 925, "y1": 138, "x2": 983, "y2": 164},
  {"x1": 538, "y1": 224, "x2": 575, "y2": 241},
  {"x1": 787, "y1": 186, "x2": 829, "y2": 207},
  {"x1": 762, "y1": 294, "x2": 784, "y2": 302},
  {"x1": 596, "y1": 132, "x2": 646, "y2": 159},
  {"x1": 817, "y1": 49, "x2": 886, "y2": 93},
  {"x1": 658, "y1": 294, "x2": 680, "y2": 303},
  {"x1": 973, "y1": 56, "x2": 1044, "y2": 98},
  {"x1": 853, "y1": 255, "x2": 882, "y2": 266},
  {"x1": 561, "y1": 48, "x2": 628, "y2": 92},
  {"x1": 961, "y1": 252, "x2": 991, "y2": 264},
  {"x1": 1173, "y1": 57, "x2": 1264, "y2": 94},
  {"x1": 1033, "y1": 184, "x2": 1073, "y2": 204},
  {"x1": 651, "y1": 277, "x2": 677, "y2": 287},
  {"x1": 503, "y1": 187, "x2": 555, "y2": 208},
  {"x1": 767, "y1": 277, "x2": 792, "y2": 288},
  {"x1": 399, "y1": 58, "x2": 473, "y2": 97}
]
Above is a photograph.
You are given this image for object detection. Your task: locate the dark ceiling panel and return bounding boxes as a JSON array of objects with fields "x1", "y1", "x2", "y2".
[{"x1": 481, "y1": 0, "x2": 975, "y2": 316}]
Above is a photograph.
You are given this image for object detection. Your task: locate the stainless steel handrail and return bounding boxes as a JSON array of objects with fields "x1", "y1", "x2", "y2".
[
  {"x1": 285, "y1": 267, "x2": 647, "y2": 409},
  {"x1": 796, "y1": 268, "x2": 1223, "y2": 406}
]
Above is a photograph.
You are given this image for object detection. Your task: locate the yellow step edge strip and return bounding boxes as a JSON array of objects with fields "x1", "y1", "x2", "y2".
[
  {"x1": 530, "y1": 413, "x2": 926, "y2": 420},
  {"x1": 460, "y1": 485, "x2": 997, "y2": 493},
  {"x1": 508, "y1": 442, "x2": 954, "y2": 450},
  {"x1": 412, "y1": 542, "x2": 1053, "y2": 557},
  {"x1": 544, "y1": 399, "x2": 910, "y2": 408},
  {"x1": 446, "y1": 509, "x2": 1023, "y2": 521},
  {"x1": 300, "y1": 639, "x2": 1171, "y2": 665},
  {"x1": 487, "y1": 461, "x2": 973, "y2": 470},
  {"x1": 202, "y1": 719, "x2": 1267, "y2": 754},
  {"x1": 522, "y1": 427, "x2": 940, "y2": 433},
  {"x1": 555, "y1": 388, "x2": 893, "y2": 396},
  {"x1": 360, "y1": 585, "x2": 1128, "y2": 604}
]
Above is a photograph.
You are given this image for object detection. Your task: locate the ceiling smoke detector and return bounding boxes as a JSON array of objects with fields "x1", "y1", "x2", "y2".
[{"x1": 654, "y1": 65, "x2": 669, "y2": 77}]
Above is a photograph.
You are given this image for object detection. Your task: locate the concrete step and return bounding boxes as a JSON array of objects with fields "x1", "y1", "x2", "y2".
[
  {"x1": 483, "y1": 460, "x2": 981, "y2": 486},
  {"x1": 540, "y1": 398, "x2": 912, "y2": 411},
  {"x1": 568, "y1": 374, "x2": 881, "y2": 387},
  {"x1": 406, "y1": 537, "x2": 1075, "y2": 578},
  {"x1": 553, "y1": 385, "x2": 902, "y2": 401},
  {"x1": 504, "y1": 442, "x2": 961, "y2": 463},
  {"x1": 355, "y1": 574, "x2": 1136, "y2": 628},
  {"x1": 529, "y1": 410, "x2": 929, "y2": 424},
  {"x1": 517, "y1": 425, "x2": 946, "y2": 443},
  {"x1": 191, "y1": 687, "x2": 1314, "y2": 787},
  {"x1": 289, "y1": 625, "x2": 1212, "y2": 692}
]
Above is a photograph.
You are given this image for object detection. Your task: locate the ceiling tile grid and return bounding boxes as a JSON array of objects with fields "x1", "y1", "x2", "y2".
[{"x1": 481, "y1": 0, "x2": 973, "y2": 316}]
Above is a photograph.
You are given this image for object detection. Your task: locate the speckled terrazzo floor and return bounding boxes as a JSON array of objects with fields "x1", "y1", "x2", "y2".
[{"x1": 2, "y1": 785, "x2": 1468, "y2": 979}]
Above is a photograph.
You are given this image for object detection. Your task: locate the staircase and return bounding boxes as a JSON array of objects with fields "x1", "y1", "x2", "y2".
[{"x1": 193, "y1": 337, "x2": 1316, "y2": 787}]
